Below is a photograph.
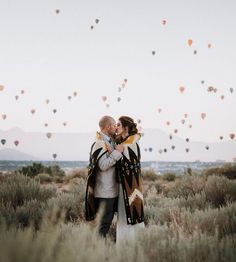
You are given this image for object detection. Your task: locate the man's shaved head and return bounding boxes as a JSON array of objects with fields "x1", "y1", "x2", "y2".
[{"x1": 99, "y1": 116, "x2": 115, "y2": 129}]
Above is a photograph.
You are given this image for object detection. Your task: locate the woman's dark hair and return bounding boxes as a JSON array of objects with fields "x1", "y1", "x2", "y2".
[{"x1": 119, "y1": 116, "x2": 138, "y2": 136}]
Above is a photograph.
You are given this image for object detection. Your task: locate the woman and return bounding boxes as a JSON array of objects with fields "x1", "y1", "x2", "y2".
[{"x1": 115, "y1": 116, "x2": 145, "y2": 243}]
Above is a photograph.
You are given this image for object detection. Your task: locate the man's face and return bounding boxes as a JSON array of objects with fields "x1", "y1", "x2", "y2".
[{"x1": 107, "y1": 121, "x2": 117, "y2": 136}]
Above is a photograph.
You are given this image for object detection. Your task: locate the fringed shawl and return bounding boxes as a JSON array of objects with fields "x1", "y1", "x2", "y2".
[
  {"x1": 117, "y1": 133, "x2": 145, "y2": 225},
  {"x1": 85, "y1": 132, "x2": 108, "y2": 221}
]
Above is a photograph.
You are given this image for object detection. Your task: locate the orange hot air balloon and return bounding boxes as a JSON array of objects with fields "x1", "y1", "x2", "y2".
[
  {"x1": 2, "y1": 114, "x2": 7, "y2": 120},
  {"x1": 201, "y1": 113, "x2": 206, "y2": 120},
  {"x1": 102, "y1": 96, "x2": 107, "y2": 102},
  {"x1": 188, "y1": 39, "x2": 193, "y2": 47},
  {"x1": 179, "y1": 86, "x2": 185, "y2": 93},
  {"x1": 14, "y1": 140, "x2": 19, "y2": 146},
  {"x1": 0, "y1": 85, "x2": 4, "y2": 91},
  {"x1": 208, "y1": 43, "x2": 212, "y2": 48},
  {"x1": 229, "y1": 133, "x2": 235, "y2": 140}
]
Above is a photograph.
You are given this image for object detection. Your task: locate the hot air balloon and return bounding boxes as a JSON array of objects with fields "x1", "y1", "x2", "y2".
[
  {"x1": 179, "y1": 86, "x2": 185, "y2": 93},
  {"x1": 169, "y1": 134, "x2": 173, "y2": 140},
  {"x1": 31, "y1": 109, "x2": 36, "y2": 114},
  {"x1": 2, "y1": 114, "x2": 7, "y2": 120},
  {"x1": 46, "y1": 132, "x2": 52, "y2": 139},
  {"x1": 15, "y1": 95, "x2": 19, "y2": 100},
  {"x1": 144, "y1": 148, "x2": 147, "y2": 152},
  {"x1": 1, "y1": 139, "x2": 6, "y2": 145},
  {"x1": 21, "y1": 90, "x2": 25, "y2": 95},
  {"x1": 201, "y1": 113, "x2": 206, "y2": 120},
  {"x1": 158, "y1": 149, "x2": 163, "y2": 154},
  {"x1": 174, "y1": 129, "x2": 178, "y2": 134},
  {"x1": 63, "y1": 122, "x2": 67, "y2": 126},
  {"x1": 106, "y1": 103, "x2": 110, "y2": 108},
  {"x1": 53, "y1": 109, "x2": 57, "y2": 114},
  {"x1": 213, "y1": 88, "x2": 218, "y2": 93},
  {"x1": 162, "y1": 20, "x2": 166, "y2": 25},
  {"x1": 166, "y1": 121, "x2": 170, "y2": 126},
  {"x1": 14, "y1": 140, "x2": 19, "y2": 146},
  {"x1": 158, "y1": 108, "x2": 162, "y2": 113},
  {"x1": 181, "y1": 119, "x2": 185, "y2": 124},
  {"x1": 44, "y1": 123, "x2": 48, "y2": 127},
  {"x1": 95, "y1": 19, "x2": 100, "y2": 24},
  {"x1": 220, "y1": 95, "x2": 225, "y2": 100},
  {"x1": 52, "y1": 153, "x2": 57, "y2": 160},
  {"x1": 117, "y1": 97, "x2": 121, "y2": 102},
  {"x1": 189, "y1": 124, "x2": 192, "y2": 128},
  {"x1": 90, "y1": 25, "x2": 94, "y2": 30},
  {"x1": 55, "y1": 9, "x2": 60, "y2": 14},
  {"x1": 184, "y1": 113, "x2": 188, "y2": 118},
  {"x1": 186, "y1": 138, "x2": 189, "y2": 142},
  {"x1": 0, "y1": 85, "x2": 4, "y2": 91},
  {"x1": 137, "y1": 119, "x2": 141, "y2": 124},
  {"x1": 46, "y1": 99, "x2": 50, "y2": 104},
  {"x1": 148, "y1": 147, "x2": 153, "y2": 152},
  {"x1": 208, "y1": 43, "x2": 212, "y2": 48},
  {"x1": 219, "y1": 136, "x2": 223, "y2": 140},
  {"x1": 171, "y1": 145, "x2": 175, "y2": 150},
  {"x1": 188, "y1": 39, "x2": 193, "y2": 47},
  {"x1": 118, "y1": 87, "x2": 122, "y2": 92},
  {"x1": 193, "y1": 50, "x2": 197, "y2": 55},
  {"x1": 205, "y1": 145, "x2": 209, "y2": 150},
  {"x1": 201, "y1": 80, "x2": 205, "y2": 85},
  {"x1": 152, "y1": 50, "x2": 156, "y2": 55},
  {"x1": 229, "y1": 133, "x2": 235, "y2": 140},
  {"x1": 124, "y1": 79, "x2": 128, "y2": 83},
  {"x1": 102, "y1": 96, "x2": 107, "y2": 102},
  {"x1": 185, "y1": 148, "x2": 190, "y2": 153},
  {"x1": 68, "y1": 96, "x2": 72, "y2": 100},
  {"x1": 229, "y1": 88, "x2": 234, "y2": 94},
  {"x1": 73, "y1": 91, "x2": 78, "y2": 97},
  {"x1": 208, "y1": 86, "x2": 214, "y2": 92},
  {"x1": 163, "y1": 148, "x2": 167, "y2": 153}
]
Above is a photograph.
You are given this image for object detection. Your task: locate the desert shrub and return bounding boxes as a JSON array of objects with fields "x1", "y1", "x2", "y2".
[
  {"x1": 203, "y1": 163, "x2": 236, "y2": 180},
  {"x1": 63, "y1": 168, "x2": 88, "y2": 183},
  {"x1": 162, "y1": 172, "x2": 176, "y2": 181},
  {"x1": 205, "y1": 175, "x2": 236, "y2": 207},
  {"x1": 166, "y1": 175, "x2": 205, "y2": 199},
  {"x1": 35, "y1": 173, "x2": 53, "y2": 183},
  {"x1": 47, "y1": 178, "x2": 86, "y2": 222},
  {"x1": 0, "y1": 174, "x2": 56, "y2": 208},
  {"x1": 142, "y1": 169, "x2": 159, "y2": 181},
  {"x1": 18, "y1": 162, "x2": 65, "y2": 178}
]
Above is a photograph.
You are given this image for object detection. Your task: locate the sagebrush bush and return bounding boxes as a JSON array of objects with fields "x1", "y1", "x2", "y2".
[
  {"x1": 35, "y1": 173, "x2": 53, "y2": 183},
  {"x1": 203, "y1": 163, "x2": 236, "y2": 180},
  {"x1": 162, "y1": 172, "x2": 176, "y2": 181},
  {"x1": 63, "y1": 168, "x2": 88, "y2": 183},
  {"x1": 142, "y1": 169, "x2": 159, "y2": 181}
]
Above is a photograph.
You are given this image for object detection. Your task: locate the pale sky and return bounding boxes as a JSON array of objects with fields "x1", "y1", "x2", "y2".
[{"x1": 0, "y1": 0, "x2": 236, "y2": 143}]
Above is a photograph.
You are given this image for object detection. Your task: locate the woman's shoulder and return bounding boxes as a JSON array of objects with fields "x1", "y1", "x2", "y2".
[{"x1": 122, "y1": 133, "x2": 141, "y2": 146}]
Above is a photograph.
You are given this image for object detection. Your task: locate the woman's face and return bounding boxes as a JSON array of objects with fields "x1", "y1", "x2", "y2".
[{"x1": 116, "y1": 120, "x2": 128, "y2": 136}]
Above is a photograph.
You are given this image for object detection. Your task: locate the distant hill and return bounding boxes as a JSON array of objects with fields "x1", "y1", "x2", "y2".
[
  {"x1": 0, "y1": 127, "x2": 236, "y2": 161},
  {"x1": 0, "y1": 148, "x2": 38, "y2": 161}
]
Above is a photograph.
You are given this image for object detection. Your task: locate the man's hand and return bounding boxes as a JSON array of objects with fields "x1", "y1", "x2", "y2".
[
  {"x1": 105, "y1": 143, "x2": 113, "y2": 154},
  {"x1": 115, "y1": 144, "x2": 124, "y2": 153}
]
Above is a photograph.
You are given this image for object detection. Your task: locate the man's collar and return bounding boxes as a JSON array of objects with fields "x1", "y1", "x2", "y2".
[{"x1": 99, "y1": 131, "x2": 110, "y2": 142}]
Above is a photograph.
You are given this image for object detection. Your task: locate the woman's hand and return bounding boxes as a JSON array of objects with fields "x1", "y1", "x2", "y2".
[
  {"x1": 115, "y1": 144, "x2": 124, "y2": 153},
  {"x1": 105, "y1": 143, "x2": 113, "y2": 154}
]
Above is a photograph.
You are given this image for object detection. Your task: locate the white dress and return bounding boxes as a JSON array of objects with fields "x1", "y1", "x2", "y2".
[{"x1": 116, "y1": 183, "x2": 145, "y2": 244}]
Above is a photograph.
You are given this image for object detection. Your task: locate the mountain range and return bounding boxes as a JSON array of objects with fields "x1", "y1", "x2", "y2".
[{"x1": 0, "y1": 127, "x2": 235, "y2": 161}]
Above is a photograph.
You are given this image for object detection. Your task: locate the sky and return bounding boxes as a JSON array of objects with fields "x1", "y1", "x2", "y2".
[{"x1": 0, "y1": 0, "x2": 236, "y2": 143}]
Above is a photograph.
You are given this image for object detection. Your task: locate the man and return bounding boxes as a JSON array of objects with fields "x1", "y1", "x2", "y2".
[{"x1": 85, "y1": 115, "x2": 124, "y2": 237}]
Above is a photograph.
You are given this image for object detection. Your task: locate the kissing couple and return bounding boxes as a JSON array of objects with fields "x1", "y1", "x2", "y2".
[{"x1": 85, "y1": 115, "x2": 145, "y2": 244}]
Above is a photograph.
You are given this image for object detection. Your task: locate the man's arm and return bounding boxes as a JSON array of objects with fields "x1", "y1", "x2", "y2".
[{"x1": 98, "y1": 150, "x2": 122, "y2": 171}]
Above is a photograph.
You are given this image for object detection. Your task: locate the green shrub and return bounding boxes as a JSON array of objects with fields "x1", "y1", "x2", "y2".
[
  {"x1": 35, "y1": 173, "x2": 53, "y2": 183},
  {"x1": 203, "y1": 164, "x2": 236, "y2": 180},
  {"x1": 162, "y1": 172, "x2": 176, "y2": 181},
  {"x1": 142, "y1": 169, "x2": 158, "y2": 181},
  {"x1": 63, "y1": 168, "x2": 88, "y2": 183}
]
